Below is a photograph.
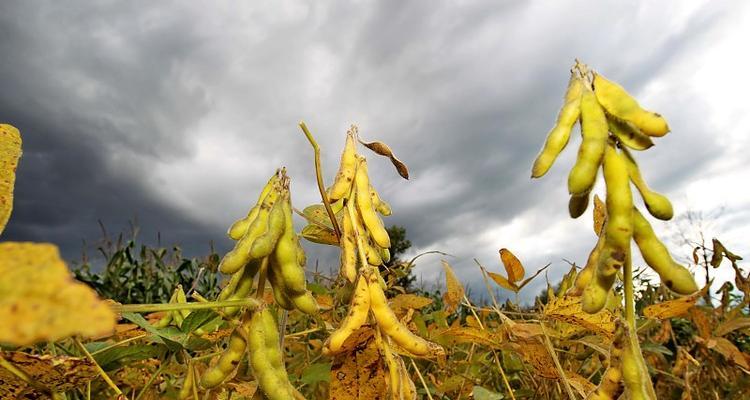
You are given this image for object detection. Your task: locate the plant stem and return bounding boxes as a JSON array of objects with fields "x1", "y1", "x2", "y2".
[
  {"x1": 623, "y1": 250, "x2": 635, "y2": 328},
  {"x1": 73, "y1": 337, "x2": 122, "y2": 397},
  {"x1": 299, "y1": 121, "x2": 342, "y2": 239},
  {"x1": 112, "y1": 298, "x2": 260, "y2": 313},
  {"x1": 134, "y1": 358, "x2": 168, "y2": 400},
  {"x1": 256, "y1": 256, "x2": 269, "y2": 300}
]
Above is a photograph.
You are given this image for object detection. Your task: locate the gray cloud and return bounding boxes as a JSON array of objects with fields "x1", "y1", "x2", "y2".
[{"x1": 1, "y1": 1, "x2": 747, "y2": 300}]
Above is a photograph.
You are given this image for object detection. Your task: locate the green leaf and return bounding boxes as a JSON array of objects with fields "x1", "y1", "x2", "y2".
[
  {"x1": 473, "y1": 386, "x2": 504, "y2": 400},
  {"x1": 93, "y1": 344, "x2": 167, "y2": 370},
  {"x1": 180, "y1": 309, "x2": 219, "y2": 334},
  {"x1": 640, "y1": 342, "x2": 673, "y2": 356},
  {"x1": 301, "y1": 362, "x2": 331, "y2": 385},
  {"x1": 307, "y1": 282, "x2": 328, "y2": 295},
  {"x1": 122, "y1": 312, "x2": 183, "y2": 351}
]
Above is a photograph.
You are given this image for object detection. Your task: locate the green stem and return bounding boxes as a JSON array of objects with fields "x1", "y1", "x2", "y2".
[
  {"x1": 112, "y1": 298, "x2": 259, "y2": 313},
  {"x1": 73, "y1": 337, "x2": 122, "y2": 397},
  {"x1": 623, "y1": 249, "x2": 635, "y2": 327},
  {"x1": 256, "y1": 257, "x2": 269, "y2": 300},
  {"x1": 134, "y1": 358, "x2": 168, "y2": 400}
]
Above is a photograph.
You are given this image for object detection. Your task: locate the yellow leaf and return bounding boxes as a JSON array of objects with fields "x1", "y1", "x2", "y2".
[
  {"x1": 510, "y1": 339, "x2": 558, "y2": 378},
  {"x1": 390, "y1": 294, "x2": 434, "y2": 312},
  {"x1": 0, "y1": 351, "x2": 99, "y2": 398},
  {"x1": 488, "y1": 271, "x2": 519, "y2": 292},
  {"x1": 440, "y1": 327, "x2": 503, "y2": 349},
  {"x1": 0, "y1": 124, "x2": 22, "y2": 236},
  {"x1": 499, "y1": 248, "x2": 525, "y2": 282},
  {"x1": 643, "y1": 286, "x2": 708, "y2": 320},
  {"x1": 329, "y1": 334, "x2": 388, "y2": 399},
  {"x1": 442, "y1": 260, "x2": 464, "y2": 313},
  {"x1": 510, "y1": 323, "x2": 544, "y2": 339},
  {"x1": 593, "y1": 194, "x2": 606, "y2": 234},
  {"x1": 544, "y1": 295, "x2": 617, "y2": 339},
  {"x1": 0, "y1": 242, "x2": 116, "y2": 345},
  {"x1": 302, "y1": 203, "x2": 336, "y2": 228},
  {"x1": 465, "y1": 315, "x2": 482, "y2": 329},
  {"x1": 301, "y1": 223, "x2": 339, "y2": 246}
]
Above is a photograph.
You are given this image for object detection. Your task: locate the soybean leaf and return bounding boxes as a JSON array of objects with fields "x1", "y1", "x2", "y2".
[
  {"x1": 301, "y1": 362, "x2": 331, "y2": 385},
  {"x1": 180, "y1": 309, "x2": 219, "y2": 334},
  {"x1": 499, "y1": 248, "x2": 525, "y2": 283}
]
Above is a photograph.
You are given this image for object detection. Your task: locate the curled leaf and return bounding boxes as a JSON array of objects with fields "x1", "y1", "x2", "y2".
[{"x1": 358, "y1": 138, "x2": 409, "y2": 179}]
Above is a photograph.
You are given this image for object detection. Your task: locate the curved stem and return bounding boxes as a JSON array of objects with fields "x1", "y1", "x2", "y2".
[{"x1": 298, "y1": 121, "x2": 342, "y2": 239}]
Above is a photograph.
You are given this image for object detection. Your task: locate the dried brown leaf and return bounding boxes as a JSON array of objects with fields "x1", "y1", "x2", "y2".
[
  {"x1": 358, "y1": 139, "x2": 409, "y2": 179},
  {"x1": 714, "y1": 317, "x2": 750, "y2": 337},
  {"x1": 0, "y1": 352, "x2": 99, "y2": 398},
  {"x1": 704, "y1": 337, "x2": 750, "y2": 370},
  {"x1": 688, "y1": 307, "x2": 712, "y2": 339},
  {"x1": 692, "y1": 246, "x2": 701, "y2": 265}
]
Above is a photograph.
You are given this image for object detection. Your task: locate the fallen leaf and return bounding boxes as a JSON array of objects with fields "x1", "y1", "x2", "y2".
[
  {"x1": 0, "y1": 351, "x2": 99, "y2": 398},
  {"x1": 0, "y1": 242, "x2": 117, "y2": 345}
]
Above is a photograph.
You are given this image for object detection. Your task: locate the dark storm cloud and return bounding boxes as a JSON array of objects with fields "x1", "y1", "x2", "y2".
[
  {"x1": 0, "y1": 1, "x2": 743, "y2": 299},
  {"x1": 0, "y1": 1, "x2": 216, "y2": 260}
]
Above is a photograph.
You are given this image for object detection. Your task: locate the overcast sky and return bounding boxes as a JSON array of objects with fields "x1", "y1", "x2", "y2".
[{"x1": 2, "y1": 1, "x2": 748, "y2": 303}]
